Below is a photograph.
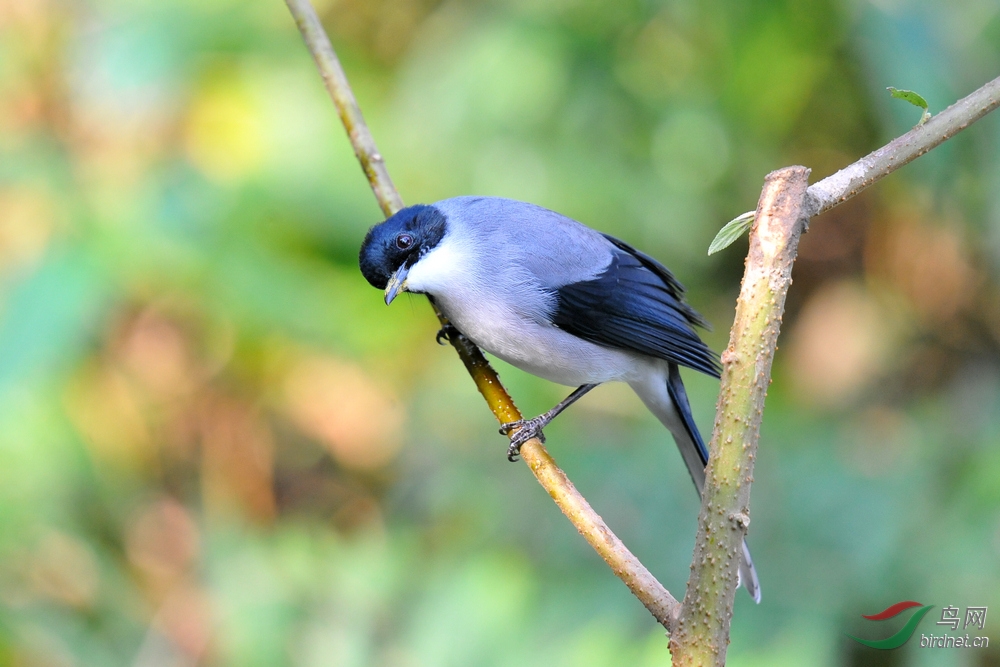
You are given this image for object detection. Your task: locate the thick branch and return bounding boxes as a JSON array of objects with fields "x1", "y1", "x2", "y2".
[
  {"x1": 807, "y1": 76, "x2": 1000, "y2": 216},
  {"x1": 283, "y1": 0, "x2": 680, "y2": 631},
  {"x1": 671, "y1": 167, "x2": 811, "y2": 665},
  {"x1": 672, "y1": 76, "x2": 1000, "y2": 665}
]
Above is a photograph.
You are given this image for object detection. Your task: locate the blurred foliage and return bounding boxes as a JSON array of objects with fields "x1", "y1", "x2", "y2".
[{"x1": 1, "y1": 0, "x2": 1000, "y2": 665}]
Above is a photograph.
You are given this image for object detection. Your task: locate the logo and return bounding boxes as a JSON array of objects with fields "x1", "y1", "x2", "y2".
[
  {"x1": 847, "y1": 601, "x2": 989, "y2": 650},
  {"x1": 847, "y1": 601, "x2": 934, "y2": 650}
]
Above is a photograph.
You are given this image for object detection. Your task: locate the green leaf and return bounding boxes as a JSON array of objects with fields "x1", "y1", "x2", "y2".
[
  {"x1": 708, "y1": 210, "x2": 755, "y2": 255},
  {"x1": 887, "y1": 87, "x2": 931, "y2": 125}
]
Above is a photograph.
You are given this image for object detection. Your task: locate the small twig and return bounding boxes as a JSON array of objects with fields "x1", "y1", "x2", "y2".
[
  {"x1": 807, "y1": 76, "x2": 1000, "y2": 216},
  {"x1": 283, "y1": 0, "x2": 681, "y2": 631},
  {"x1": 710, "y1": 77, "x2": 1000, "y2": 255}
]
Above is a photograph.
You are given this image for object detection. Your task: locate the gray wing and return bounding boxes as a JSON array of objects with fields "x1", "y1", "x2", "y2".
[
  {"x1": 435, "y1": 196, "x2": 616, "y2": 287},
  {"x1": 550, "y1": 233, "x2": 720, "y2": 378}
]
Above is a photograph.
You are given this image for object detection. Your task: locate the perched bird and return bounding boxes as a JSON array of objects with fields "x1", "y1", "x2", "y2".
[{"x1": 359, "y1": 196, "x2": 761, "y2": 602}]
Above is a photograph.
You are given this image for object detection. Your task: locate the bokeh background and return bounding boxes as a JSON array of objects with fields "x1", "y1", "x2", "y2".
[{"x1": 2, "y1": 0, "x2": 1000, "y2": 665}]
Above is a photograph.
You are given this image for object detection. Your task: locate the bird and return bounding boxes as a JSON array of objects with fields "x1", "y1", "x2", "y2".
[{"x1": 358, "y1": 195, "x2": 761, "y2": 602}]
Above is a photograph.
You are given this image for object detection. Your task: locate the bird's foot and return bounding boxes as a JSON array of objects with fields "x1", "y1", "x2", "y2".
[
  {"x1": 435, "y1": 323, "x2": 460, "y2": 345},
  {"x1": 499, "y1": 417, "x2": 548, "y2": 462}
]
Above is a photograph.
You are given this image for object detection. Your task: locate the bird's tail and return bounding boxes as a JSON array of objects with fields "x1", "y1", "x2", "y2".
[{"x1": 630, "y1": 364, "x2": 762, "y2": 603}]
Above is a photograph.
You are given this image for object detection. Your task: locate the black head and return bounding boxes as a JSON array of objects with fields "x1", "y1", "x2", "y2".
[{"x1": 358, "y1": 204, "x2": 448, "y2": 303}]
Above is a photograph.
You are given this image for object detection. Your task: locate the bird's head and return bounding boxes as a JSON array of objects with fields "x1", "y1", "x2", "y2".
[{"x1": 359, "y1": 204, "x2": 448, "y2": 305}]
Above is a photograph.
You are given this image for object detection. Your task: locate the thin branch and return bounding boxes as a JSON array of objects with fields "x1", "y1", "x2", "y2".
[
  {"x1": 718, "y1": 76, "x2": 1000, "y2": 249},
  {"x1": 444, "y1": 331, "x2": 681, "y2": 626},
  {"x1": 283, "y1": 0, "x2": 681, "y2": 631},
  {"x1": 807, "y1": 76, "x2": 1000, "y2": 216},
  {"x1": 283, "y1": 0, "x2": 402, "y2": 217}
]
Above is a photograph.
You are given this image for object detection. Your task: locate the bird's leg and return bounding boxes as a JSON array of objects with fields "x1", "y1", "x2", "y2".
[
  {"x1": 435, "y1": 322, "x2": 461, "y2": 345},
  {"x1": 500, "y1": 384, "x2": 599, "y2": 461}
]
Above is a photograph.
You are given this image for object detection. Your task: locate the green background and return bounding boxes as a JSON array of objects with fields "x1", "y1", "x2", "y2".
[{"x1": 1, "y1": 0, "x2": 999, "y2": 664}]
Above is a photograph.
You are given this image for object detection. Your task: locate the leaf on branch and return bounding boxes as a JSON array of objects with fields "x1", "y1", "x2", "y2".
[
  {"x1": 708, "y1": 210, "x2": 755, "y2": 255},
  {"x1": 887, "y1": 87, "x2": 932, "y2": 126}
]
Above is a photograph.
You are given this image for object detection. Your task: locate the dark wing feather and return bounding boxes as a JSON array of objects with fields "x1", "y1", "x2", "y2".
[
  {"x1": 551, "y1": 235, "x2": 721, "y2": 378},
  {"x1": 666, "y1": 362, "x2": 710, "y2": 475}
]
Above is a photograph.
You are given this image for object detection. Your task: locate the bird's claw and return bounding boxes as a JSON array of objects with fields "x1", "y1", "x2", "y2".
[
  {"x1": 499, "y1": 418, "x2": 546, "y2": 462},
  {"x1": 436, "y1": 323, "x2": 459, "y2": 345}
]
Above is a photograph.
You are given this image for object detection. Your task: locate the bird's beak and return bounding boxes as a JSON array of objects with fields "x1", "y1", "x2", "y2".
[{"x1": 384, "y1": 264, "x2": 410, "y2": 305}]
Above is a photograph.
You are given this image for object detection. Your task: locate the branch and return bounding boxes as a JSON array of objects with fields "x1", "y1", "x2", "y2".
[
  {"x1": 714, "y1": 76, "x2": 1000, "y2": 254},
  {"x1": 283, "y1": 0, "x2": 681, "y2": 631},
  {"x1": 283, "y1": 0, "x2": 402, "y2": 217},
  {"x1": 672, "y1": 75, "x2": 1000, "y2": 665},
  {"x1": 807, "y1": 76, "x2": 1000, "y2": 216},
  {"x1": 444, "y1": 330, "x2": 681, "y2": 628},
  {"x1": 671, "y1": 167, "x2": 811, "y2": 665}
]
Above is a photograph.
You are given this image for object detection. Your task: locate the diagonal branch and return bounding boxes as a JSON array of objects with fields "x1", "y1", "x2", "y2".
[
  {"x1": 283, "y1": 0, "x2": 402, "y2": 218},
  {"x1": 807, "y1": 75, "x2": 1000, "y2": 217},
  {"x1": 282, "y1": 0, "x2": 681, "y2": 631},
  {"x1": 720, "y1": 76, "x2": 1000, "y2": 247}
]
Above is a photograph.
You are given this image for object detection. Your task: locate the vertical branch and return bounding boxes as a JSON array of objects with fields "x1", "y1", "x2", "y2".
[
  {"x1": 669, "y1": 75, "x2": 1000, "y2": 666},
  {"x1": 670, "y1": 167, "x2": 811, "y2": 666}
]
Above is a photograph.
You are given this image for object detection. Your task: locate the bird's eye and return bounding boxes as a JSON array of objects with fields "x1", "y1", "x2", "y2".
[{"x1": 395, "y1": 233, "x2": 414, "y2": 250}]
